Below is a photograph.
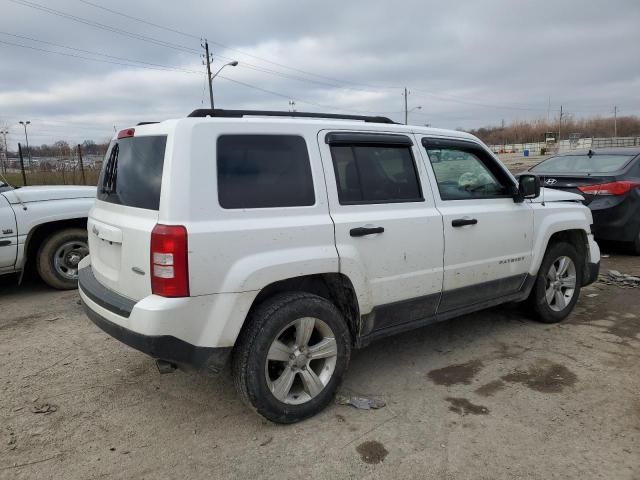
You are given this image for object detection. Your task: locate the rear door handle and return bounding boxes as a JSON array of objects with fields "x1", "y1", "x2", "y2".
[
  {"x1": 0, "y1": 240, "x2": 11, "y2": 247},
  {"x1": 451, "y1": 218, "x2": 478, "y2": 227},
  {"x1": 350, "y1": 226, "x2": 384, "y2": 237}
]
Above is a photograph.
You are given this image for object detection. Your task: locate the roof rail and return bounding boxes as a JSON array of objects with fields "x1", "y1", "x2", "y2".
[{"x1": 187, "y1": 108, "x2": 397, "y2": 124}]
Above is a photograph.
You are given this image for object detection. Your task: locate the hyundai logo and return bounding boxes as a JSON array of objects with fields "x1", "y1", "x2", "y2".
[{"x1": 545, "y1": 178, "x2": 557, "y2": 185}]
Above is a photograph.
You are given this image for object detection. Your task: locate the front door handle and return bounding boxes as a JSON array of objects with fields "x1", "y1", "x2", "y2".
[
  {"x1": 451, "y1": 218, "x2": 478, "y2": 227},
  {"x1": 350, "y1": 226, "x2": 384, "y2": 237}
]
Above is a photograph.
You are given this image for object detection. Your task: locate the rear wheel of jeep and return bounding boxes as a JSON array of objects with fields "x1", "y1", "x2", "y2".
[
  {"x1": 232, "y1": 292, "x2": 351, "y2": 423},
  {"x1": 36, "y1": 228, "x2": 89, "y2": 290},
  {"x1": 530, "y1": 241, "x2": 582, "y2": 323}
]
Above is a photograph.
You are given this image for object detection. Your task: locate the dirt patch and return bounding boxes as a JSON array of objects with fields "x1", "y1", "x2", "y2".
[
  {"x1": 501, "y1": 362, "x2": 577, "y2": 393},
  {"x1": 474, "y1": 380, "x2": 506, "y2": 397},
  {"x1": 356, "y1": 440, "x2": 388, "y2": 464},
  {"x1": 605, "y1": 317, "x2": 640, "y2": 341},
  {"x1": 427, "y1": 359, "x2": 483, "y2": 386},
  {"x1": 446, "y1": 397, "x2": 489, "y2": 415}
]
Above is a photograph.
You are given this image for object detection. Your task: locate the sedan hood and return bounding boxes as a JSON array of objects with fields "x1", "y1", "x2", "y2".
[
  {"x1": 1, "y1": 185, "x2": 96, "y2": 204},
  {"x1": 529, "y1": 187, "x2": 584, "y2": 204}
]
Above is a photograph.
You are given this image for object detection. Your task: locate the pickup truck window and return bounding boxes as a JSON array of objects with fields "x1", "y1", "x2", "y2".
[
  {"x1": 426, "y1": 148, "x2": 510, "y2": 200},
  {"x1": 217, "y1": 135, "x2": 315, "y2": 209},
  {"x1": 330, "y1": 145, "x2": 423, "y2": 204}
]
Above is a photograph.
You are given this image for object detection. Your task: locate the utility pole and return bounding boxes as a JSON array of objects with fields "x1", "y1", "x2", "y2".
[
  {"x1": 202, "y1": 39, "x2": 214, "y2": 110},
  {"x1": 557, "y1": 105, "x2": 563, "y2": 143},
  {"x1": 19, "y1": 121, "x2": 31, "y2": 168},
  {"x1": 0, "y1": 129, "x2": 8, "y2": 174},
  {"x1": 404, "y1": 87, "x2": 408, "y2": 125},
  {"x1": 613, "y1": 105, "x2": 618, "y2": 137},
  {"x1": 77, "y1": 144, "x2": 86, "y2": 185}
]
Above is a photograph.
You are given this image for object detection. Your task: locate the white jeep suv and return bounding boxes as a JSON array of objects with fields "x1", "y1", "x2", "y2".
[{"x1": 79, "y1": 109, "x2": 600, "y2": 423}]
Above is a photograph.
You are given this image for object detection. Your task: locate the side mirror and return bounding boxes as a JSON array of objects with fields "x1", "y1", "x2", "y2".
[{"x1": 514, "y1": 174, "x2": 540, "y2": 203}]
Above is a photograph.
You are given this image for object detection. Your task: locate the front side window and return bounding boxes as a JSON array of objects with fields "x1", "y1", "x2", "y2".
[
  {"x1": 330, "y1": 145, "x2": 423, "y2": 204},
  {"x1": 217, "y1": 135, "x2": 315, "y2": 209},
  {"x1": 426, "y1": 148, "x2": 510, "y2": 200}
]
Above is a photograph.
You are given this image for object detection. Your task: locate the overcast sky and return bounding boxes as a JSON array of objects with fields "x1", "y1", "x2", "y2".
[{"x1": 1, "y1": 0, "x2": 639, "y2": 146}]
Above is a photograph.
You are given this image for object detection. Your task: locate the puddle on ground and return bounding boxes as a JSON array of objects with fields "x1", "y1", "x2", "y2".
[
  {"x1": 356, "y1": 440, "x2": 388, "y2": 464},
  {"x1": 427, "y1": 359, "x2": 483, "y2": 386},
  {"x1": 474, "y1": 380, "x2": 506, "y2": 397},
  {"x1": 501, "y1": 362, "x2": 577, "y2": 393},
  {"x1": 446, "y1": 397, "x2": 489, "y2": 415}
]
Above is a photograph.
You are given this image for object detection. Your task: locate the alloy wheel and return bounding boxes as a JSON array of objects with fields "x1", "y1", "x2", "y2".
[{"x1": 265, "y1": 317, "x2": 338, "y2": 405}]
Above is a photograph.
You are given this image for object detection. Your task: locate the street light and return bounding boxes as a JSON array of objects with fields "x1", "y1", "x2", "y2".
[
  {"x1": 19, "y1": 121, "x2": 31, "y2": 168},
  {"x1": 209, "y1": 60, "x2": 238, "y2": 110},
  {"x1": 404, "y1": 105, "x2": 422, "y2": 125}
]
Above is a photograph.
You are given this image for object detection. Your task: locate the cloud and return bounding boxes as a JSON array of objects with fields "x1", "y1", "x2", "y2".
[{"x1": 0, "y1": 0, "x2": 639, "y2": 145}]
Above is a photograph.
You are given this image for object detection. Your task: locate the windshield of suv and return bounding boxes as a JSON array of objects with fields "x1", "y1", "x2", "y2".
[
  {"x1": 98, "y1": 135, "x2": 167, "y2": 210},
  {"x1": 530, "y1": 154, "x2": 634, "y2": 174}
]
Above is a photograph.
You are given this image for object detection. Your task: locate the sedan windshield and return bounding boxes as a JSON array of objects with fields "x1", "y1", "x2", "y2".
[{"x1": 531, "y1": 154, "x2": 634, "y2": 174}]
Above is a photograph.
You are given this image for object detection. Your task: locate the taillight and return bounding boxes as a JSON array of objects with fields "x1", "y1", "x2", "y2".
[
  {"x1": 577, "y1": 181, "x2": 640, "y2": 196},
  {"x1": 150, "y1": 224, "x2": 189, "y2": 297}
]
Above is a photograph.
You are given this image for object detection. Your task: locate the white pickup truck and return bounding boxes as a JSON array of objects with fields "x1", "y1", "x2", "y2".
[{"x1": 0, "y1": 182, "x2": 95, "y2": 289}]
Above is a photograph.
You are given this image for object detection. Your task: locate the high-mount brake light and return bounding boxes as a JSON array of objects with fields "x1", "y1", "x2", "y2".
[
  {"x1": 150, "y1": 224, "x2": 189, "y2": 297},
  {"x1": 577, "y1": 181, "x2": 640, "y2": 196},
  {"x1": 117, "y1": 128, "x2": 135, "y2": 139}
]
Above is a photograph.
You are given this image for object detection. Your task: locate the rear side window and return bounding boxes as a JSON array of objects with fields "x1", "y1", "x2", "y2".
[
  {"x1": 330, "y1": 145, "x2": 422, "y2": 204},
  {"x1": 217, "y1": 135, "x2": 315, "y2": 209},
  {"x1": 98, "y1": 135, "x2": 167, "y2": 210}
]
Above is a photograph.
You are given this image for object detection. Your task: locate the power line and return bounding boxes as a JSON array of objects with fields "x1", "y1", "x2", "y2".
[
  {"x1": 0, "y1": 31, "x2": 202, "y2": 73},
  {"x1": 12, "y1": 0, "x2": 589, "y2": 113},
  {"x1": 0, "y1": 38, "x2": 395, "y2": 118},
  {"x1": 74, "y1": 0, "x2": 396, "y2": 90},
  {"x1": 8, "y1": 0, "x2": 199, "y2": 54},
  {"x1": 76, "y1": 0, "x2": 201, "y2": 40},
  {"x1": 0, "y1": 38, "x2": 199, "y2": 74}
]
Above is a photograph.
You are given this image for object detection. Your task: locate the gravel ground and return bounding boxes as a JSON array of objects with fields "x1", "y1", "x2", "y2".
[{"x1": 1, "y1": 252, "x2": 638, "y2": 480}]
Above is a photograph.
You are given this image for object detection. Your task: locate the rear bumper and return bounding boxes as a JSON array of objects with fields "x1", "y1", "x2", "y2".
[
  {"x1": 82, "y1": 303, "x2": 231, "y2": 373},
  {"x1": 78, "y1": 263, "x2": 244, "y2": 373},
  {"x1": 589, "y1": 195, "x2": 640, "y2": 243}
]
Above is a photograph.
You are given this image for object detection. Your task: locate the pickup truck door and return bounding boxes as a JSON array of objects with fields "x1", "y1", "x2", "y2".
[
  {"x1": 417, "y1": 137, "x2": 534, "y2": 313},
  {"x1": 0, "y1": 193, "x2": 17, "y2": 269},
  {"x1": 318, "y1": 130, "x2": 444, "y2": 338}
]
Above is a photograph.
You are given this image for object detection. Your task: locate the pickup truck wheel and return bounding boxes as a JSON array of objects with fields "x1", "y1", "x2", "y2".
[
  {"x1": 232, "y1": 292, "x2": 351, "y2": 424},
  {"x1": 36, "y1": 228, "x2": 89, "y2": 290},
  {"x1": 530, "y1": 242, "x2": 582, "y2": 323}
]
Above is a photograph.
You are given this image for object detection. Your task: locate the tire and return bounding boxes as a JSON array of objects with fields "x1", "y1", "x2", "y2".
[
  {"x1": 36, "y1": 228, "x2": 89, "y2": 290},
  {"x1": 232, "y1": 292, "x2": 351, "y2": 424},
  {"x1": 529, "y1": 242, "x2": 582, "y2": 323},
  {"x1": 632, "y1": 230, "x2": 640, "y2": 255}
]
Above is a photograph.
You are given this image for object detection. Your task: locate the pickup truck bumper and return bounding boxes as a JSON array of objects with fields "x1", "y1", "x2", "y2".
[
  {"x1": 583, "y1": 233, "x2": 601, "y2": 287},
  {"x1": 584, "y1": 261, "x2": 600, "y2": 287},
  {"x1": 78, "y1": 265, "x2": 232, "y2": 373}
]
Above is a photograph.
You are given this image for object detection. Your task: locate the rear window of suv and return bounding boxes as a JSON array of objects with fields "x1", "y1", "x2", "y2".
[
  {"x1": 217, "y1": 135, "x2": 315, "y2": 209},
  {"x1": 98, "y1": 135, "x2": 167, "y2": 210}
]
